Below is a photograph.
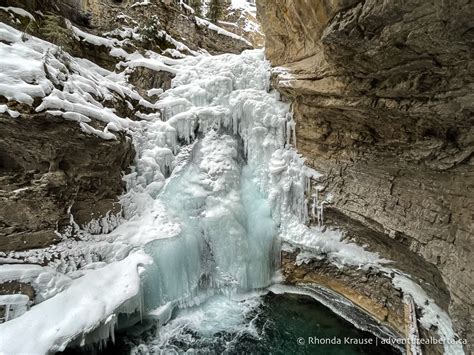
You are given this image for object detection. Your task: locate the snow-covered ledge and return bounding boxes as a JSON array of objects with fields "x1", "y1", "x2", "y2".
[{"x1": 0, "y1": 252, "x2": 152, "y2": 354}]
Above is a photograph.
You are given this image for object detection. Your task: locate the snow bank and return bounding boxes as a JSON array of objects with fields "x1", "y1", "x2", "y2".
[
  {"x1": 0, "y1": 264, "x2": 72, "y2": 303},
  {"x1": 0, "y1": 252, "x2": 152, "y2": 354},
  {"x1": 125, "y1": 57, "x2": 178, "y2": 74},
  {"x1": 72, "y1": 25, "x2": 123, "y2": 49}
]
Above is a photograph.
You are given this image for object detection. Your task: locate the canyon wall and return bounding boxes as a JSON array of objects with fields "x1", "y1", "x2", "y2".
[{"x1": 257, "y1": 0, "x2": 473, "y2": 348}]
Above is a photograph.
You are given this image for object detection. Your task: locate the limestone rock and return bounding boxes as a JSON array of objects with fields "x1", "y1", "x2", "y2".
[
  {"x1": 257, "y1": 0, "x2": 473, "y2": 350},
  {"x1": 0, "y1": 112, "x2": 134, "y2": 251}
]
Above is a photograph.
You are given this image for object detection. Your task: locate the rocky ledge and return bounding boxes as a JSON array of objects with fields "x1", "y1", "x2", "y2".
[{"x1": 280, "y1": 207, "x2": 454, "y2": 354}]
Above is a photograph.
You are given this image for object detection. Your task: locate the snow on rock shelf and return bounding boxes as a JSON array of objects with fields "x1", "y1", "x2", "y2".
[
  {"x1": 0, "y1": 22, "x2": 189, "y2": 141},
  {"x1": 391, "y1": 273, "x2": 466, "y2": 354},
  {"x1": 195, "y1": 16, "x2": 252, "y2": 47},
  {"x1": 0, "y1": 264, "x2": 71, "y2": 303}
]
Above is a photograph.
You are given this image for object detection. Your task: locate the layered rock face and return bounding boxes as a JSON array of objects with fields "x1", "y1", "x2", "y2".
[
  {"x1": 258, "y1": 0, "x2": 473, "y2": 347},
  {"x1": 0, "y1": 112, "x2": 134, "y2": 252}
]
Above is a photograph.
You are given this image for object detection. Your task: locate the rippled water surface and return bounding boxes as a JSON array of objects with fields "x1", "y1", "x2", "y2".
[{"x1": 91, "y1": 292, "x2": 400, "y2": 355}]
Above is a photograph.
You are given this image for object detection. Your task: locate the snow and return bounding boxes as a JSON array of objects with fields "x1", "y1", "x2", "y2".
[
  {"x1": 156, "y1": 29, "x2": 202, "y2": 56},
  {"x1": 226, "y1": 0, "x2": 261, "y2": 36},
  {"x1": 0, "y1": 264, "x2": 72, "y2": 303},
  {"x1": 131, "y1": 0, "x2": 151, "y2": 8},
  {"x1": 0, "y1": 22, "x2": 150, "y2": 139},
  {"x1": 0, "y1": 26, "x2": 54, "y2": 104},
  {"x1": 229, "y1": 0, "x2": 257, "y2": 16},
  {"x1": 71, "y1": 25, "x2": 123, "y2": 49},
  {"x1": 0, "y1": 104, "x2": 20, "y2": 118},
  {"x1": 0, "y1": 252, "x2": 152, "y2": 354},
  {"x1": 0, "y1": 294, "x2": 29, "y2": 305},
  {"x1": 282, "y1": 219, "x2": 387, "y2": 267},
  {"x1": 147, "y1": 88, "x2": 163, "y2": 97},
  {"x1": 124, "y1": 57, "x2": 178, "y2": 74},
  {"x1": 195, "y1": 17, "x2": 252, "y2": 46},
  {"x1": 0, "y1": 6, "x2": 35, "y2": 21}
]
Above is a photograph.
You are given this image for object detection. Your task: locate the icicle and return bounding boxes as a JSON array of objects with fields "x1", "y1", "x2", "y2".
[
  {"x1": 286, "y1": 120, "x2": 292, "y2": 146},
  {"x1": 292, "y1": 119, "x2": 297, "y2": 148},
  {"x1": 311, "y1": 193, "x2": 318, "y2": 219},
  {"x1": 320, "y1": 201, "x2": 327, "y2": 228},
  {"x1": 303, "y1": 198, "x2": 309, "y2": 223}
]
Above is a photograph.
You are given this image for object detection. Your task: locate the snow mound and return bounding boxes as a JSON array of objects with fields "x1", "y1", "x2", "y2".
[{"x1": 0, "y1": 252, "x2": 152, "y2": 354}]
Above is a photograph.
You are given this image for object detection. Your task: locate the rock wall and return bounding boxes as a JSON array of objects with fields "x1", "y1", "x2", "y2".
[
  {"x1": 257, "y1": 0, "x2": 473, "y2": 349},
  {"x1": 0, "y1": 112, "x2": 134, "y2": 252},
  {"x1": 2, "y1": 0, "x2": 252, "y2": 57}
]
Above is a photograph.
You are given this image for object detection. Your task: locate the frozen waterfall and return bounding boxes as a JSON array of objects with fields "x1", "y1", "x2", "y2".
[
  {"x1": 116, "y1": 49, "x2": 383, "y2": 326},
  {"x1": 121, "y1": 50, "x2": 291, "y2": 313},
  {"x1": 0, "y1": 26, "x2": 464, "y2": 354}
]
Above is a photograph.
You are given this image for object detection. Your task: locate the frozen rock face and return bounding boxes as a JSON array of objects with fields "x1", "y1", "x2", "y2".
[
  {"x1": 257, "y1": 0, "x2": 473, "y2": 348},
  {"x1": 219, "y1": 2, "x2": 265, "y2": 48}
]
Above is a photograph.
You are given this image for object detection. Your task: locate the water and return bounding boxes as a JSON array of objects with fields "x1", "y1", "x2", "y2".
[{"x1": 88, "y1": 292, "x2": 400, "y2": 354}]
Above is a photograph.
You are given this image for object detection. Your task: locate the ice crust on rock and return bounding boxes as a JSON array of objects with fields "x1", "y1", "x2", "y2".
[{"x1": 0, "y1": 264, "x2": 72, "y2": 303}]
